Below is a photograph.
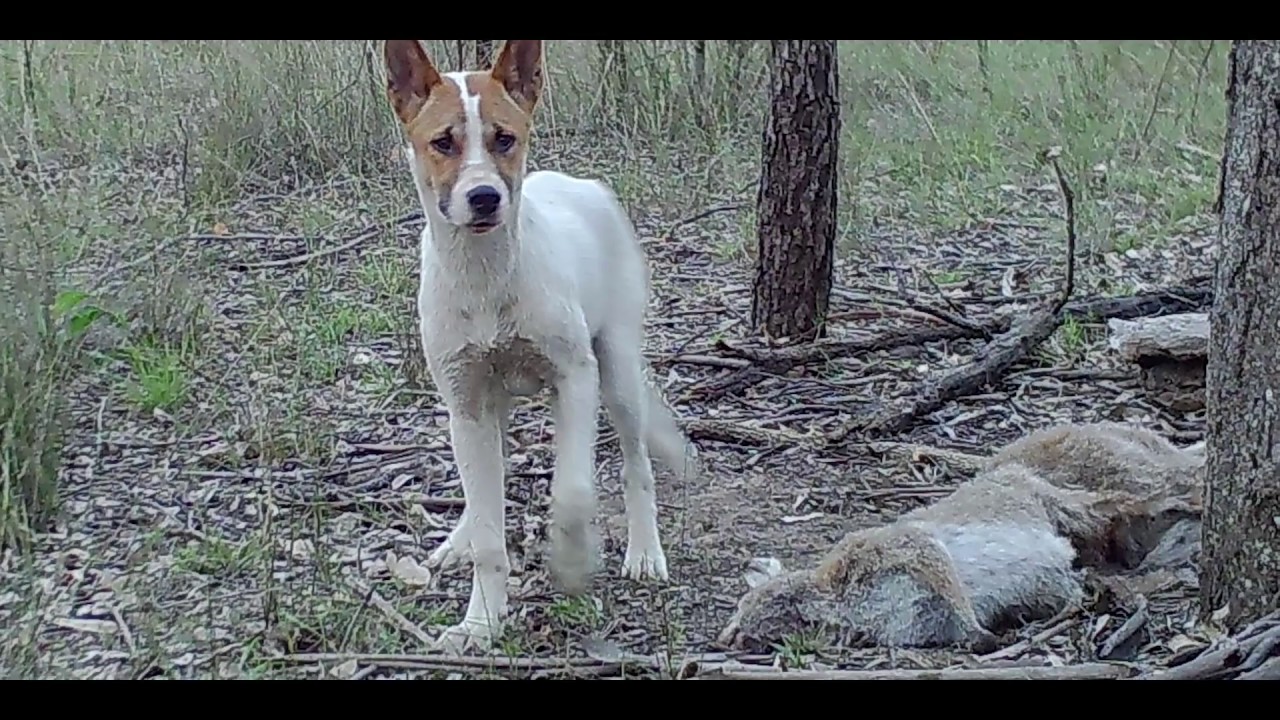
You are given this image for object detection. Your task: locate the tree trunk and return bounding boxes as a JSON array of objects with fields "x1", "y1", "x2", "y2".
[
  {"x1": 1201, "y1": 39, "x2": 1280, "y2": 631},
  {"x1": 751, "y1": 40, "x2": 840, "y2": 343},
  {"x1": 474, "y1": 40, "x2": 493, "y2": 69}
]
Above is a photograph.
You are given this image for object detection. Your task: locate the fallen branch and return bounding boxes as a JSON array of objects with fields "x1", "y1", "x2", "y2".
[
  {"x1": 840, "y1": 310, "x2": 1069, "y2": 439},
  {"x1": 830, "y1": 149, "x2": 1078, "y2": 442},
  {"x1": 708, "y1": 283, "x2": 1211, "y2": 404},
  {"x1": 866, "y1": 441, "x2": 988, "y2": 476},
  {"x1": 1098, "y1": 595, "x2": 1150, "y2": 660},
  {"x1": 348, "y1": 578, "x2": 434, "y2": 648},
  {"x1": 976, "y1": 607, "x2": 1083, "y2": 662},
  {"x1": 683, "y1": 418, "x2": 818, "y2": 448},
  {"x1": 233, "y1": 211, "x2": 422, "y2": 271},
  {"x1": 694, "y1": 661, "x2": 1132, "y2": 681},
  {"x1": 704, "y1": 324, "x2": 983, "y2": 401},
  {"x1": 1135, "y1": 611, "x2": 1280, "y2": 680}
]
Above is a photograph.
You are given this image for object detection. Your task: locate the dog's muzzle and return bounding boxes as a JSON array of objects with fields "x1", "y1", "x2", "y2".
[{"x1": 466, "y1": 185, "x2": 503, "y2": 233}]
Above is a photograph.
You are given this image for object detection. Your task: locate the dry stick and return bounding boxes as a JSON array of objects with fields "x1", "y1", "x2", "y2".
[
  {"x1": 348, "y1": 579, "x2": 434, "y2": 648},
  {"x1": 976, "y1": 608, "x2": 1082, "y2": 662},
  {"x1": 694, "y1": 662, "x2": 1132, "y2": 681},
  {"x1": 703, "y1": 324, "x2": 983, "y2": 401},
  {"x1": 1098, "y1": 595, "x2": 1149, "y2": 660},
  {"x1": 1236, "y1": 657, "x2": 1280, "y2": 681},
  {"x1": 717, "y1": 285, "x2": 1211, "y2": 394},
  {"x1": 661, "y1": 203, "x2": 745, "y2": 240},
  {"x1": 683, "y1": 417, "x2": 817, "y2": 448},
  {"x1": 1135, "y1": 611, "x2": 1280, "y2": 680},
  {"x1": 829, "y1": 149, "x2": 1078, "y2": 442},
  {"x1": 232, "y1": 211, "x2": 423, "y2": 271},
  {"x1": 273, "y1": 650, "x2": 665, "y2": 678}
]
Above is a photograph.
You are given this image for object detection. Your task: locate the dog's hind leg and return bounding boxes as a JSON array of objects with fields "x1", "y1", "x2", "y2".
[
  {"x1": 644, "y1": 379, "x2": 698, "y2": 483},
  {"x1": 596, "y1": 331, "x2": 669, "y2": 583},
  {"x1": 547, "y1": 354, "x2": 603, "y2": 595}
]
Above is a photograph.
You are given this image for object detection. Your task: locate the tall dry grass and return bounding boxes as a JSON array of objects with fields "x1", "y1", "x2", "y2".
[{"x1": 0, "y1": 39, "x2": 1229, "y2": 549}]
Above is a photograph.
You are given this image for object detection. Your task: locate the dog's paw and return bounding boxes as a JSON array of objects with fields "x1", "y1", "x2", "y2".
[
  {"x1": 434, "y1": 617, "x2": 499, "y2": 655},
  {"x1": 427, "y1": 521, "x2": 473, "y2": 570},
  {"x1": 622, "y1": 541, "x2": 669, "y2": 583}
]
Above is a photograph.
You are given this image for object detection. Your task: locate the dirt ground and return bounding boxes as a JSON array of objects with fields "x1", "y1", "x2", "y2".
[{"x1": 0, "y1": 135, "x2": 1217, "y2": 679}]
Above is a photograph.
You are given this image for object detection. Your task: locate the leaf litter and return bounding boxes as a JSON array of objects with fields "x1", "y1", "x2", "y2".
[{"x1": 0, "y1": 134, "x2": 1220, "y2": 679}]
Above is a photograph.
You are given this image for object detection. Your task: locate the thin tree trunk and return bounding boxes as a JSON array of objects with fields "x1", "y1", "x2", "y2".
[
  {"x1": 474, "y1": 40, "x2": 493, "y2": 69},
  {"x1": 596, "y1": 40, "x2": 630, "y2": 116},
  {"x1": 727, "y1": 40, "x2": 754, "y2": 91},
  {"x1": 691, "y1": 40, "x2": 709, "y2": 129},
  {"x1": 751, "y1": 40, "x2": 840, "y2": 343},
  {"x1": 1201, "y1": 39, "x2": 1280, "y2": 631}
]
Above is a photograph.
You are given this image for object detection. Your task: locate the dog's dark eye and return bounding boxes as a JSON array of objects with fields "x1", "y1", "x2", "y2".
[
  {"x1": 494, "y1": 130, "x2": 516, "y2": 153},
  {"x1": 431, "y1": 135, "x2": 455, "y2": 155}
]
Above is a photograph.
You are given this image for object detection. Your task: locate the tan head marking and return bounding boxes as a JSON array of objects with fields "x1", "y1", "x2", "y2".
[{"x1": 384, "y1": 39, "x2": 545, "y2": 234}]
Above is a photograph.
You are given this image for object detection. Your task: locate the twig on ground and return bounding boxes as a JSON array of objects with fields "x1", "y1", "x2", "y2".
[
  {"x1": 683, "y1": 418, "x2": 818, "y2": 448},
  {"x1": 976, "y1": 607, "x2": 1082, "y2": 662},
  {"x1": 706, "y1": 282, "x2": 1211, "y2": 404},
  {"x1": 694, "y1": 661, "x2": 1131, "y2": 681},
  {"x1": 659, "y1": 203, "x2": 745, "y2": 242},
  {"x1": 186, "y1": 231, "x2": 308, "y2": 243},
  {"x1": 1098, "y1": 595, "x2": 1149, "y2": 660},
  {"x1": 1135, "y1": 611, "x2": 1280, "y2": 680},
  {"x1": 348, "y1": 578, "x2": 435, "y2": 648},
  {"x1": 705, "y1": 324, "x2": 983, "y2": 401},
  {"x1": 1236, "y1": 657, "x2": 1280, "y2": 680},
  {"x1": 866, "y1": 441, "x2": 988, "y2": 476},
  {"x1": 273, "y1": 649, "x2": 676, "y2": 679},
  {"x1": 827, "y1": 147, "x2": 1079, "y2": 442},
  {"x1": 232, "y1": 211, "x2": 422, "y2": 271}
]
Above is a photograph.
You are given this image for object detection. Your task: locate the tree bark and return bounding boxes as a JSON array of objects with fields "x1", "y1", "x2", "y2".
[
  {"x1": 751, "y1": 40, "x2": 840, "y2": 343},
  {"x1": 1201, "y1": 40, "x2": 1280, "y2": 631}
]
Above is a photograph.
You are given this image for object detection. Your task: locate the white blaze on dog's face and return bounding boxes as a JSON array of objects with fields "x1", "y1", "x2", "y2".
[{"x1": 383, "y1": 40, "x2": 543, "y2": 234}]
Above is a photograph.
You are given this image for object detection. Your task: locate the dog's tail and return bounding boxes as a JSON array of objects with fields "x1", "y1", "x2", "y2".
[{"x1": 645, "y1": 381, "x2": 701, "y2": 483}]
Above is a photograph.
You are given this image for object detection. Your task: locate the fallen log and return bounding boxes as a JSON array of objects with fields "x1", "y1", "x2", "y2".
[
  {"x1": 1108, "y1": 312, "x2": 1209, "y2": 412},
  {"x1": 694, "y1": 661, "x2": 1133, "y2": 681}
]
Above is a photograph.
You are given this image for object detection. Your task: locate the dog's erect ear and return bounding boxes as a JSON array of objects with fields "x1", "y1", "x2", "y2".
[
  {"x1": 384, "y1": 40, "x2": 442, "y2": 125},
  {"x1": 490, "y1": 40, "x2": 543, "y2": 114}
]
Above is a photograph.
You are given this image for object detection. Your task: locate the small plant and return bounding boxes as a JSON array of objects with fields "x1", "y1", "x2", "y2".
[
  {"x1": 548, "y1": 594, "x2": 602, "y2": 629},
  {"x1": 1, "y1": 281, "x2": 115, "y2": 550},
  {"x1": 772, "y1": 630, "x2": 824, "y2": 668},
  {"x1": 121, "y1": 342, "x2": 190, "y2": 412}
]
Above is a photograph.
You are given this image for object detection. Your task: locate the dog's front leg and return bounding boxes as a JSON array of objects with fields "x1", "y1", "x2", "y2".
[
  {"x1": 433, "y1": 404, "x2": 509, "y2": 654},
  {"x1": 548, "y1": 356, "x2": 601, "y2": 596}
]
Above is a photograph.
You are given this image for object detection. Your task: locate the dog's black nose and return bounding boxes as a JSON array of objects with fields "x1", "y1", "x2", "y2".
[{"x1": 466, "y1": 185, "x2": 502, "y2": 217}]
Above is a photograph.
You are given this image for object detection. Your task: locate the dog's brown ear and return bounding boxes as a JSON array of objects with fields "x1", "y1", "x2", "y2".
[
  {"x1": 384, "y1": 40, "x2": 442, "y2": 125},
  {"x1": 491, "y1": 40, "x2": 543, "y2": 114}
]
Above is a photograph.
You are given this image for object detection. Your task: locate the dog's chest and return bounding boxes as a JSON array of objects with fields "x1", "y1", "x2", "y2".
[
  {"x1": 428, "y1": 300, "x2": 559, "y2": 397},
  {"x1": 466, "y1": 336, "x2": 557, "y2": 397}
]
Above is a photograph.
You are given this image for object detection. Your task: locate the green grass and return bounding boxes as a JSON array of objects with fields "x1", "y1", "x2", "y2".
[{"x1": 0, "y1": 40, "x2": 1229, "y2": 678}]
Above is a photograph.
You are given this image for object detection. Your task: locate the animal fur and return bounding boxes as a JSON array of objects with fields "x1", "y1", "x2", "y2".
[
  {"x1": 717, "y1": 422, "x2": 1204, "y2": 654},
  {"x1": 383, "y1": 39, "x2": 697, "y2": 653}
]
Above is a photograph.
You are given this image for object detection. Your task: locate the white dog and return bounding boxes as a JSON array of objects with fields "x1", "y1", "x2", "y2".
[{"x1": 382, "y1": 39, "x2": 698, "y2": 652}]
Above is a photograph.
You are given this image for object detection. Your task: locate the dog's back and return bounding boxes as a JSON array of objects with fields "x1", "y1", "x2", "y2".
[{"x1": 518, "y1": 170, "x2": 649, "y2": 331}]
